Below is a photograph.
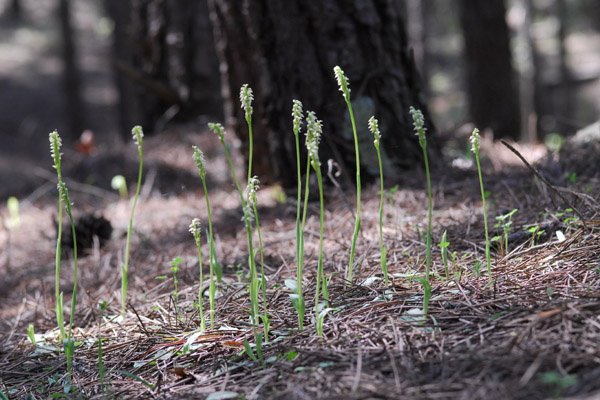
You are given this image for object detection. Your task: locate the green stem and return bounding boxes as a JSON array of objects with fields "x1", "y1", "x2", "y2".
[
  {"x1": 247, "y1": 116, "x2": 253, "y2": 182},
  {"x1": 195, "y1": 236, "x2": 205, "y2": 331},
  {"x1": 220, "y1": 138, "x2": 244, "y2": 202},
  {"x1": 65, "y1": 206, "x2": 78, "y2": 340},
  {"x1": 253, "y1": 203, "x2": 268, "y2": 341},
  {"x1": 422, "y1": 146, "x2": 432, "y2": 282},
  {"x1": 201, "y1": 178, "x2": 215, "y2": 329},
  {"x1": 55, "y1": 195, "x2": 65, "y2": 340},
  {"x1": 475, "y1": 154, "x2": 492, "y2": 284},
  {"x1": 122, "y1": 146, "x2": 143, "y2": 318},
  {"x1": 375, "y1": 145, "x2": 388, "y2": 286},
  {"x1": 298, "y1": 157, "x2": 312, "y2": 326},
  {"x1": 346, "y1": 99, "x2": 361, "y2": 283},
  {"x1": 316, "y1": 167, "x2": 326, "y2": 303},
  {"x1": 220, "y1": 137, "x2": 259, "y2": 329},
  {"x1": 294, "y1": 125, "x2": 305, "y2": 330}
]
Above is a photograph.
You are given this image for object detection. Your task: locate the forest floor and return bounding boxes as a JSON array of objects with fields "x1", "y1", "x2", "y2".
[{"x1": 1, "y1": 124, "x2": 600, "y2": 400}]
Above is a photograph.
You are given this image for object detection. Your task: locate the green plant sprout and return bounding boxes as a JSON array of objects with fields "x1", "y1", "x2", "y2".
[
  {"x1": 170, "y1": 256, "x2": 183, "y2": 313},
  {"x1": 192, "y1": 146, "x2": 218, "y2": 329},
  {"x1": 27, "y1": 324, "x2": 36, "y2": 345},
  {"x1": 474, "y1": 260, "x2": 482, "y2": 277},
  {"x1": 291, "y1": 99, "x2": 306, "y2": 330},
  {"x1": 7, "y1": 196, "x2": 20, "y2": 228},
  {"x1": 562, "y1": 208, "x2": 579, "y2": 232},
  {"x1": 438, "y1": 230, "x2": 450, "y2": 279},
  {"x1": 122, "y1": 125, "x2": 144, "y2": 319},
  {"x1": 189, "y1": 219, "x2": 206, "y2": 331},
  {"x1": 412, "y1": 277, "x2": 432, "y2": 317},
  {"x1": 334, "y1": 66, "x2": 362, "y2": 282},
  {"x1": 526, "y1": 224, "x2": 545, "y2": 246},
  {"x1": 409, "y1": 107, "x2": 433, "y2": 283},
  {"x1": 247, "y1": 176, "x2": 269, "y2": 341},
  {"x1": 492, "y1": 208, "x2": 518, "y2": 256},
  {"x1": 470, "y1": 128, "x2": 492, "y2": 284},
  {"x1": 385, "y1": 185, "x2": 399, "y2": 202},
  {"x1": 538, "y1": 371, "x2": 578, "y2": 398},
  {"x1": 368, "y1": 116, "x2": 388, "y2": 286},
  {"x1": 50, "y1": 130, "x2": 80, "y2": 374},
  {"x1": 111, "y1": 175, "x2": 128, "y2": 199},
  {"x1": 305, "y1": 110, "x2": 328, "y2": 336},
  {"x1": 564, "y1": 171, "x2": 577, "y2": 184}
]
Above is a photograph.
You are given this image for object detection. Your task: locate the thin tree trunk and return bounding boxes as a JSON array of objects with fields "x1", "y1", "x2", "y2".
[
  {"x1": 459, "y1": 0, "x2": 520, "y2": 140},
  {"x1": 59, "y1": 0, "x2": 85, "y2": 141}
]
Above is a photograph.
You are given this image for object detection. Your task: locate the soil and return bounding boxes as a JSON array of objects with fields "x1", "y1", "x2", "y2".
[{"x1": 1, "y1": 129, "x2": 600, "y2": 399}]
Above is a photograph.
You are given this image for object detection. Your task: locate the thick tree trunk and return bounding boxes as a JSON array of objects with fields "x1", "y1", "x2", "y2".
[
  {"x1": 106, "y1": 0, "x2": 222, "y2": 138},
  {"x1": 459, "y1": 0, "x2": 520, "y2": 140},
  {"x1": 209, "y1": 0, "x2": 437, "y2": 188}
]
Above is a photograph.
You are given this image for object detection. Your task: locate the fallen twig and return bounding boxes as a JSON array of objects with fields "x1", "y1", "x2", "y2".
[{"x1": 500, "y1": 139, "x2": 587, "y2": 230}]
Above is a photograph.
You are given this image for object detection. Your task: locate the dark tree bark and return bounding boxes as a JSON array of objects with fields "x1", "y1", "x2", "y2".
[
  {"x1": 10, "y1": 0, "x2": 21, "y2": 19},
  {"x1": 59, "y1": 0, "x2": 85, "y2": 141},
  {"x1": 555, "y1": 0, "x2": 572, "y2": 134},
  {"x1": 209, "y1": 0, "x2": 438, "y2": 188},
  {"x1": 459, "y1": 0, "x2": 520, "y2": 140},
  {"x1": 105, "y1": 0, "x2": 142, "y2": 139},
  {"x1": 106, "y1": 0, "x2": 222, "y2": 139}
]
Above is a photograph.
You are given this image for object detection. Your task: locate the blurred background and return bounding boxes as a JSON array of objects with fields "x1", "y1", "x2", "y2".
[{"x1": 0, "y1": 0, "x2": 598, "y2": 199}]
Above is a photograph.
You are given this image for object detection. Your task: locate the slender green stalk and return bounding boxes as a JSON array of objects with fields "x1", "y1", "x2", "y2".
[
  {"x1": 240, "y1": 85, "x2": 269, "y2": 343},
  {"x1": 410, "y1": 107, "x2": 433, "y2": 282},
  {"x1": 170, "y1": 257, "x2": 182, "y2": 316},
  {"x1": 368, "y1": 117, "x2": 388, "y2": 286},
  {"x1": 189, "y1": 219, "x2": 206, "y2": 331},
  {"x1": 438, "y1": 231, "x2": 450, "y2": 279},
  {"x1": 298, "y1": 156, "x2": 312, "y2": 315},
  {"x1": 470, "y1": 129, "x2": 492, "y2": 284},
  {"x1": 192, "y1": 146, "x2": 216, "y2": 329},
  {"x1": 305, "y1": 111, "x2": 327, "y2": 335},
  {"x1": 413, "y1": 277, "x2": 431, "y2": 317},
  {"x1": 208, "y1": 123, "x2": 259, "y2": 333},
  {"x1": 60, "y1": 180, "x2": 78, "y2": 373},
  {"x1": 122, "y1": 126, "x2": 144, "y2": 319},
  {"x1": 334, "y1": 66, "x2": 361, "y2": 282},
  {"x1": 49, "y1": 130, "x2": 79, "y2": 373},
  {"x1": 292, "y1": 100, "x2": 305, "y2": 329},
  {"x1": 49, "y1": 131, "x2": 66, "y2": 341},
  {"x1": 247, "y1": 177, "x2": 269, "y2": 341},
  {"x1": 206, "y1": 234, "x2": 216, "y2": 327},
  {"x1": 209, "y1": 123, "x2": 244, "y2": 197}
]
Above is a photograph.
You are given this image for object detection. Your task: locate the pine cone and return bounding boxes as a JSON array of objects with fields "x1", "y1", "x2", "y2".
[{"x1": 57, "y1": 213, "x2": 112, "y2": 256}]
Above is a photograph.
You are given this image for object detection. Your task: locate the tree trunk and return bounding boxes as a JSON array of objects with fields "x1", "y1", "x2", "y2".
[
  {"x1": 10, "y1": 0, "x2": 21, "y2": 19},
  {"x1": 209, "y1": 0, "x2": 437, "y2": 188},
  {"x1": 59, "y1": 0, "x2": 85, "y2": 142},
  {"x1": 105, "y1": 0, "x2": 142, "y2": 138},
  {"x1": 459, "y1": 0, "x2": 520, "y2": 140},
  {"x1": 106, "y1": 0, "x2": 222, "y2": 138}
]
